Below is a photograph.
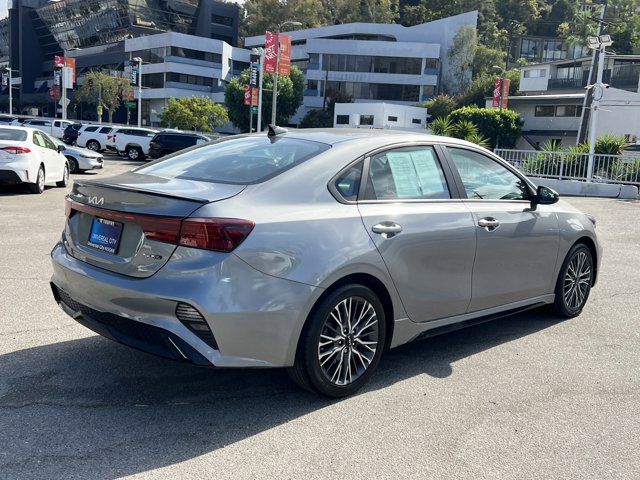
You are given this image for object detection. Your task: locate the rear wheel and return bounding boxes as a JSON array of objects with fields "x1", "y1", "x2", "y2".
[
  {"x1": 552, "y1": 244, "x2": 594, "y2": 318},
  {"x1": 29, "y1": 165, "x2": 45, "y2": 194},
  {"x1": 86, "y1": 140, "x2": 100, "y2": 151},
  {"x1": 289, "y1": 285, "x2": 386, "y2": 397},
  {"x1": 56, "y1": 162, "x2": 69, "y2": 188},
  {"x1": 126, "y1": 146, "x2": 143, "y2": 160}
]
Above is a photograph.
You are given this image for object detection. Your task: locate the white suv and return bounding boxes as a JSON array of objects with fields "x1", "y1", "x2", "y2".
[
  {"x1": 21, "y1": 119, "x2": 73, "y2": 139},
  {"x1": 112, "y1": 127, "x2": 158, "y2": 160},
  {"x1": 76, "y1": 125, "x2": 115, "y2": 152}
]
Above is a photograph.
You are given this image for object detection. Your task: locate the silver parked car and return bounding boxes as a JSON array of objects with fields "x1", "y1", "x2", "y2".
[
  {"x1": 51, "y1": 137, "x2": 104, "y2": 173},
  {"x1": 50, "y1": 128, "x2": 601, "y2": 397}
]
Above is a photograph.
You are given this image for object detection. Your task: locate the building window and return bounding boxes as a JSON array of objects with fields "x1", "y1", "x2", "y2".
[
  {"x1": 543, "y1": 40, "x2": 567, "y2": 61},
  {"x1": 336, "y1": 115, "x2": 350, "y2": 125},
  {"x1": 131, "y1": 48, "x2": 165, "y2": 64},
  {"x1": 323, "y1": 54, "x2": 422, "y2": 75},
  {"x1": 412, "y1": 118, "x2": 422, "y2": 124},
  {"x1": 166, "y1": 72, "x2": 214, "y2": 88},
  {"x1": 170, "y1": 47, "x2": 222, "y2": 64},
  {"x1": 142, "y1": 73, "x2": 164, "y2": 88},
  {"x1": 211, "y1": 14, "x2": 233, "y2": 26},
  {"x1": 424, "y1": 58, "x2": 439, "y2": 70},
  {"x1": 306, "y1": 80, "x2": 318, "y2": 91},
  {"x1": 535, "y1": 106, "x2": 555, "y2": 117},
  {"x1": 523, "y1": 68, "x2": 547, "y2": 78},
  {"x1": 388, "y1": 116, "x2": 398, "y2": 122},
  {"x1": 326, "y1": 81, "x2": 420, "y2": 102},
  {"x1": 360, "y1": 115, "x2": 374, "y2": 126},
  {"x1": 555, "y1": 105, "x2": 583, "y2": 117},
  {"x1": 520, "y1": 38, "x2": 539, "y2": 60}
]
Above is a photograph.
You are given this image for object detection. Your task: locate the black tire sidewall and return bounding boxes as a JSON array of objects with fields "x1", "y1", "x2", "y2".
[
  {"x1": 555, "y1": 244, "x2": 594, "y2": 317},
  {"x1": 301, "y1": 285, "x2": 386, "y2": 397},
  {"x1": 30, "y1": 166, "x2": 45, "y2": 194},
  {"x1": 87, "y1": 140, "x2": 100, "y2": 151},
  {"x1": 67, "y1": 157, "x2": 79, "y2": 173}
]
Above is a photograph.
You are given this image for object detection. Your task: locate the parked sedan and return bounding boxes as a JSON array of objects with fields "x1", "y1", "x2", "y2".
[
  {"x1": 0, "y1": 126, "x2": 69, "y2": 193},
  {"x1": 50, "y1": 129, "x2": 601, "y2": 397},
  {"x1": 52, "y1": 137, "x2": 103, "y2": 173}
]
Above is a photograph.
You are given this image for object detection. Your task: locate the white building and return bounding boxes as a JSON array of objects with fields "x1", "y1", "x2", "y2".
[
  {"x1": 245, "y1": 11, "x2": 478, "y2": 124},
  {"x1": 333, "y1": 102, "x2": 427, "y2": 130},
  {"x1": 124, "y1": 32, "x2": 250, "y2": 126},
  {"x1": 489, "y1": 55, "x2": 640, "y2": 149}
]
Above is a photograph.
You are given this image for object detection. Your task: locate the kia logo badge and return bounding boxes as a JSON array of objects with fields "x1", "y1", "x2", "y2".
[{"x1": 88, "y1": 196, "x2": 104, "y2": 206}]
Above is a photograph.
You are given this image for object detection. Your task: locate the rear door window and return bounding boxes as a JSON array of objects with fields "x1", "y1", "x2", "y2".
[
  {"x1": 84, "y1": 126, "x2": 99, "y2": 132},
  {"x1": 137, "y1": 136, "x2": 330, "y2": 184},
  {"x1": 99, "y1": 127, "x2": 112, "y2": 134},
  {"x1": 32, "y1": 131, "x2": 46, "y2": 147}
]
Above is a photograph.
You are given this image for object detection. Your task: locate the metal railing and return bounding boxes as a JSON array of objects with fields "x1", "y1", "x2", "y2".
[{"x1": 495, "y1": 149, "x2": 640, "y2": 186}]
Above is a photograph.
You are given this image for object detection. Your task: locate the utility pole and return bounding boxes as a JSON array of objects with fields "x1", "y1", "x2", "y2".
[
  {"x1": 586, "y1": 34, "x2": 612, "y2": 182},
  {"x1": 255, "y1": 48, "x2": 264, "y2": 132},
  {"x1": 577, "y1": 0, "x2": 608, "y2": 144},
  {"x1": 61, "y1": 65, "x2": 67, "y2": 120},
  {"x1": 3, "y1": 67, "x2": 13, "y2": 114},
  {"x1": 133, "y1": 57, "x2": 143, "y2": 127},
  {"x1": 271, "y1": 21, "x2": 301, "y2": 126}
]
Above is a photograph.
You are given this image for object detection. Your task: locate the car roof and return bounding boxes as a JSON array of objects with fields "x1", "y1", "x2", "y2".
[{"x1": 261, "y1": 128, "x2": 482, "y2": 149}]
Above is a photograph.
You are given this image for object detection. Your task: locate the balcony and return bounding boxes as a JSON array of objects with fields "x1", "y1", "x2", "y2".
[
  {"x1": 547, "y1": 77, "x2": 586, "y2": 90},
  {"x1": 547, "y1": 64, "x2": 640, "y2": 92}
]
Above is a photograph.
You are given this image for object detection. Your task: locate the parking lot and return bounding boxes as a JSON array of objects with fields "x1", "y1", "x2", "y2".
[{"x1": 1, "y1": 155, "x2": 639, "y2": 479}]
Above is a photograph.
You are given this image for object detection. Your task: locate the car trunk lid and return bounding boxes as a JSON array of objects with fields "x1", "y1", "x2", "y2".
[{"x1": 64, "y1": 172, "x2": 246, "y2": 278}]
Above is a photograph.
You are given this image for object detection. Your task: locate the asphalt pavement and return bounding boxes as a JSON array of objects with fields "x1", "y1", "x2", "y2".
[{"x1": 1, "y1": 156, "x2": 639, "y2": 479}]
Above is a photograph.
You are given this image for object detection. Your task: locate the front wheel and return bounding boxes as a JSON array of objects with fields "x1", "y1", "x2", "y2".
[
  {"x1": 289, "y1": 285, "x2": 386, "y2": 397},
  {"x1": 126, "y1": 146, "x2": 143, "y2": 160},
  {"x1": 66, "y1": 156, "x2": 79, "y2": 174},
  {"x1": 552, "y1": 244, "x2": 594, "y2": 318}
]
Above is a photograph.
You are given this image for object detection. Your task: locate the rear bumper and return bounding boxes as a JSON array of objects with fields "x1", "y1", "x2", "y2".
[
  {"x1": 0, "y1": 158, "x2": 34, "y2": 184},
  {"x1": 50, "y1": 241, "x2": 319, "y2": 367}
]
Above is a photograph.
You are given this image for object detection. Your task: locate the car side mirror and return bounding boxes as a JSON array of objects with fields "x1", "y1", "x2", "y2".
[
  {"x1": 57, "y1": 144, "x2": 66, "y2": 153},
  {"x1": 534, "y1": 185, "x2": 559, "y2": 205}
]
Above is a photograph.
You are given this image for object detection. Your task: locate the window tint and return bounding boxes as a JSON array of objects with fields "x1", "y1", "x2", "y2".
[
  {"x1": 41, "y1": 132, "x2": 56, "y2": 150},
  {"x1": 99, "y1": 127, "x2": 112, "y2": 134},
  {"x1": 334, "y1": 160, "x2": 363, "y2": 201},
  {"x1": 534, "y1": 106, "x2": 555, "y2": 117},
  {"x1": 364, "y1": 146, "x2": 450, "y2": 200},
  {"x1": 449, "y1": 148, "x2": 530, "y2": 200},
  {"x1": 136, "y1": 136, "x2": 330, "y2": 185},
  {"x1": 84, "y1": 126, "x2": 99, "y2": 132},
  {"x1": 195, "y1": 137, "x2": 208, "y2": 145},
  {"x1": 387, "y1": 116, "x2": 398, "y2": 122},
  {"x1": 336, "y1": 115, "x2": 349, "y2": 125},
  {"x1": 0, "y1": 128, "x2": 27, "y2": 141},
  {"x1": 32, "y1": 131, "x2": 45, "y2": 147}
]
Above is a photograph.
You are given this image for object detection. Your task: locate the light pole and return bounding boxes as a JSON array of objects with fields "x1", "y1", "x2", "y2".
[
  {"x1": 585, "y1": 34, "x2": 612, "y2": 182},
  {"x1": 133, "y1": 57, "x2": 143, "y2": 127},
  {"x1": 271, "y1": 21, "x2": 301, "y2": 126},
  {"x1": 251, "y1": 47, "x2": 265, "y2": 132},
  {"x1": 3, "y1": 67, "x2": 14, "y2": 114}
]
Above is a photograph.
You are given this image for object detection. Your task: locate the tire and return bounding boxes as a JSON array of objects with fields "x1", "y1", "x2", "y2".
[
  {"x1": 289, "y1": 285, "x2": 386, "y2": 397},
  {"x1": 126, "y1": 146, "x2": 143, "y2": 160},
  {"x1": 66, "y1": 156, "x2": 79, "y2": 174},
  {"x1": 86, "y1": 140, "x2": 100, "y2": 152},
  {"x1": 552, "y1": 243, "x2": 594, "y2": 318},
  {"x1": 56, "y1": 162, "x2": 69, "y2": 188},
  {"x1": 29, "y1": 165, "x2": 45, "y2": 194}
]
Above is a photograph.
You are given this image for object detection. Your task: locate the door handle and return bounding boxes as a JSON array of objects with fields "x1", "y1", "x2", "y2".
[
  {"x1": 478, "y1": 217, "x2": 500, "y2": 231},
  {"x1": 372, "y1": 222, "x2": 402, "y2": 237}
]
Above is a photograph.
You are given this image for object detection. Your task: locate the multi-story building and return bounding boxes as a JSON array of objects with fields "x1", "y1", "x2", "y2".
[
  {"x1": 244, "y1": 11, "x2": 478, "y2": 124},
  {"x1": 0, "y1": 0, "x2": 240, "y2": 120},
  {"x1": 488, "y1": 55, "x2": 640, "y2": 149}
]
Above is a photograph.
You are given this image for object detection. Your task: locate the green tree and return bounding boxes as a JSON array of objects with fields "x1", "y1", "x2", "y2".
[
  {"x1": 75, "y1": 71, "x2": 133, "y2": 123},
  {"x1": 448, "y1": 106, "x2": 523, "y2": 149},
  {"x1": 446, "y1": 25, "x2": 477, "y2": 93},
  {"x1": 224, "y1": 66, "x2": 304, "y2": 132},
  {"x1": 158, "y1": 96, "x2": 229, "y2": 132},
  {"x1": 420, "y1": 93, "x2": 459, "y2": 121},
  {"x1": 460, "y1": 70, "x2": 520, "y2": 108},
  {"x1": 473, "y1": 45, "x2": 506, "y2": 78}
]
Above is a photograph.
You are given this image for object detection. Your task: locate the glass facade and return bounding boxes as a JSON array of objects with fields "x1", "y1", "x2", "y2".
[
  {"x1": 325, "y1": 81, "x2": 420, "y2": 102},
  {"x1": 324, "y1": 54, "x2": 423, "y2": 75},
  {"x1": 170, "y1": 47, "x2": 222, "y2": 64}
]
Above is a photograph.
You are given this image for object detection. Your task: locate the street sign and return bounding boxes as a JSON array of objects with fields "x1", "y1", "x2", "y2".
[
  {"x1": 96, "y1": 105, "x2": 103, "y2": 116},
  {"x1": 124, "y1": 101, "x2": 136, "y2": 109},
  {"x1": 2, "y1": 72, "x2": 8, "y2": 87},
  {"x1": 249, "y1": 62, "x2": 259, "y2": 87},
  {"x1": 49, "y1": 86, "x2": 60, "y2": 101},
  {"x1": 250, "y1": 106, "x2": 258, "y2": 114},
  {"x1": 53, "y1": 69, "x2": 61, "y2": 86},
  {"x1": 131, "y1": 64, "x2": 139, "y2": 86}
]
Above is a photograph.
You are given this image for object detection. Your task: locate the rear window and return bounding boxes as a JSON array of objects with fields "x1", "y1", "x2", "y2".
[
  {"x1": 0, "y1": 128, "x2": 28, "y2": 141},
  {"x1": 136, "y1": 136, "x2": 330, "y2": 184}
]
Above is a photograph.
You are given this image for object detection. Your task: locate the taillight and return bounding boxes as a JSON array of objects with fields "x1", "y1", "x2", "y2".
[
  {"x1": 2, "y1": 146, "x2": 30, "y2": 154},
  {"x1": 179, "y1": 218, "x2": 255, "y2": 252}
]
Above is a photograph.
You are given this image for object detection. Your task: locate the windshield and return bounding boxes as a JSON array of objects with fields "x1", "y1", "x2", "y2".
[
  {"x1": 0, "y1": 128, "x2": 28, "y2": 141},
  {"x1": 136, "y1": 136, "x2": 331, "y2": 184}
]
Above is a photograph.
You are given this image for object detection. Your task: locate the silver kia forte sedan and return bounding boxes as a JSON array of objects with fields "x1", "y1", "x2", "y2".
[{"x1": 50, "y1": 128, "x2": 601, "y2": 397}]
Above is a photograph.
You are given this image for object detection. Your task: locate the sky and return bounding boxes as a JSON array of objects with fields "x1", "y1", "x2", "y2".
[{"x1": 1, "y1": 0, "x2": 7, "y2": 20}]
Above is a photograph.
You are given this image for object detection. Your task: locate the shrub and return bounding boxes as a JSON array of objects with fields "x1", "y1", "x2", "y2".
[
  {"x1": 595, "y1": 134, "x2": 627, "y2": 155},
  {"x1": 421, "y1": 94, "x2": 459, "y2": 121},
  {"x1": 448, "y1": 106, "x2": 523, "y2": 149},
  {"x1": 429, "y1": 117, "x2": 453, "y2": 136}
]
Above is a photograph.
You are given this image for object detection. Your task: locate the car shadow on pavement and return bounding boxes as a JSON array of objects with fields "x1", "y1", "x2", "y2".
[{"x1": 0, "y1": 309, "x2": 564, "y2": 478}]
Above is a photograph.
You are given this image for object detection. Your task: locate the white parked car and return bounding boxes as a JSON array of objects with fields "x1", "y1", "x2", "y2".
[
  {"x1": 76, "y1": 125, "x2": 116, "y2": 152},
  {"x1": 21, "y1": 119, "x2": 73, "y2": 139},
  {"x1": 112, "y1": 127, "x2": 158, "y2": 160},
  {"x1": 51, "y1": 137, "x2": 104, "y2": 173},
  {"x1": 0, "y1": 126, "x2": 69, "y2": 194}
]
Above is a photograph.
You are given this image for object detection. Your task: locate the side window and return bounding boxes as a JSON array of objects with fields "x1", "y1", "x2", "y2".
[
  {"x1": 84, "y1": 126, "x2": 99, "y2": 132},
  {"x1": 32, "y1": 131, "x2": 45, "y2": 147},
  {"x1": 99, "y1": 127, "x2": 112, "y2": 134},
  {"x1": 364, "y1": 146, "x2": 450, "y2": 200},
  {"x1": 448, "y1": 148, "x2": 530, "y2": 200},
  {"x1": 333, "y1": 160, "x2": 363, "y2": 201},
  {"x1": 41, "y1": 132, "x2": 56, "y2": 150},
  {"x1": 195, "y1": 137, "x2": 208, "y2": 145}
]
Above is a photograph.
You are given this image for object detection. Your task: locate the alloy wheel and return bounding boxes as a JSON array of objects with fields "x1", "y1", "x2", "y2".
[
  {"x1": 563, "y1": 251, "x2": 592, "y2": 311},
  {"x1": 87, "y1": 141, "x2": 99, "y2": 151},
  {"x1": 317, "y1": 296, "x2": 379, "y2": 386},
  {"x1": 38, "y1": 168, "x2": 45, "y2": 191}
]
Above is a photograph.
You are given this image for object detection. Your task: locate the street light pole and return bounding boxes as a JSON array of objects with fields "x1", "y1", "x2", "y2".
[
  {"x1": 257, "y1": 48, "x2": 264, "y2": 132},
  {"x1": 4, "y1": 67, "x2": 13, "y2": 115},
  {"x1": 133, "y1": 57, "x2": 142, "y2": 127},
  {"x1": 586, "y1": 35, "x2": 611, "y2": 182},
  {"x1": 271, "y1": 21, "x2": 301, "y2": 126}
]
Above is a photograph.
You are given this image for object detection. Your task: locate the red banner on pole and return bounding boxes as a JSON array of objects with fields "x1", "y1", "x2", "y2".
[
  {"x1": 244, "y1": 85, "x2": 251, "y2": 105},
  {"x1": 251, "y1": 87, "x2": 259, "y2": 106},
  {"x1": 492, "y1": 77, "x2": 510, "y2": 108},
  {"x1": 278, "y1": 34, "x2": 291, "y2": 76},
  {"x1": 264, "y1": 32, "x2": 279, "y2": 74}
]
